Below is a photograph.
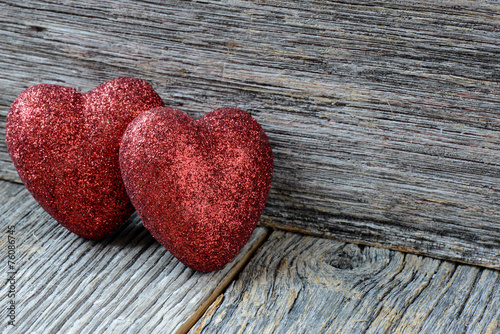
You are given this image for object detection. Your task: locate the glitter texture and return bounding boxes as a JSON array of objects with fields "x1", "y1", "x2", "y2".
[
  {"x1": 6, "y1": 77, "x2": 164, "y2": 239},
  {"x1": 119, "y1": 107, "x2": 273, "y2": 272}
]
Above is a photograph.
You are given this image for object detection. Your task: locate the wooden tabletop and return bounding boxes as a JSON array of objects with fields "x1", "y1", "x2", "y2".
[{"x1": 2, "y1": 180, "x2": 500, "y2": 333}]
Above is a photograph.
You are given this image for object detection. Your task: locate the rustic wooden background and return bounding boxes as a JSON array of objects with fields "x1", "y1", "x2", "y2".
[
  {"x1": 2, "y1": 180, "x2": 500, "y2": 333},
  {"x1": 1, "y1": 0, "x2": 499, "y2": 270}
]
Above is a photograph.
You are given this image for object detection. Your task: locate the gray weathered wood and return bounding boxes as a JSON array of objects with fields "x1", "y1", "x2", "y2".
[
  {"x1": 1, "y1": 0, "x2": 500, "y2": 268},
  {"x1": 6, "y1": 177, "x2": 499, "y2": 334},
  {"x1": 190, "y1": 231, "x2": 500, "y2": 334},
  {"x1": 0, "y1": 180, "x2": 269, "y2": 333},
  {"x1": 0, "y1": 107, "x2": 17, "y2": 183}
]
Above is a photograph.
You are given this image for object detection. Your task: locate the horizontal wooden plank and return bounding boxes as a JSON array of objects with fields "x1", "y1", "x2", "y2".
[
  {"x1": 191, "y1": 231, "x2": 500, "y2": 333},
  {"x1": 0, "y1": 107, "x2": 18, "y2": 183},
  {"x1": 1, "y1": 0, "x2": 500, "y2": 268},
  {"x1": 0, "y1": 180, "x2": 269, "y2": 333}
]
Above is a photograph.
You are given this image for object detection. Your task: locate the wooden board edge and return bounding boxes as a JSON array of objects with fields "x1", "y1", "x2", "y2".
[
  {"x1": 175, "y1": 227, "x2": 272, "y2": 334},
  {"x1": 260, "y1": 220, "x2": 500, "y2": 271}
]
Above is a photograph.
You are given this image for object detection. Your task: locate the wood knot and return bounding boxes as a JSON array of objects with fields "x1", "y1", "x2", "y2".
[{"x1": 328, "y1": 244, "x2": 365, "y2": 270}]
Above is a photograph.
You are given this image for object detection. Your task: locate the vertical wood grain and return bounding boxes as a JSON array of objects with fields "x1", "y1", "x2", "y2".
[
  {"x1": 191, "y1": 231, "x2": 500, "y2": 333},
  {"x1": 0, "y1": 180, "x2": 269, "y2": 333}
]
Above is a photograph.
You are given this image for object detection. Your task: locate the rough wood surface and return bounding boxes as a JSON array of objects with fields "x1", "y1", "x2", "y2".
[
  {"x1": 4, "y1": 178, "x2": 499, "y2": 333},
  {"x1": 0, "y1": 180, "x2": 269, "y2": 333},
  {"x1": 1, "y1": 0, "x2": 500, "y2": 268},
  {"x1": 0, "y1": 107, "x2": 17, "y2": 183},
  {"x1": 191, "y1": 231, "x2": 500, "y2": 334}
]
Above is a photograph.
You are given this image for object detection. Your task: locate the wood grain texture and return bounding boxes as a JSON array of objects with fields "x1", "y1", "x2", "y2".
[
  {"x1": 0, "y1": 180, "x2": 269, "y2": 333},
  {"x1": 191, "y1": 231, "x2": 500, "y2": 334},
  {"x1": 0, "y1": 0, "x2": 499, "y2": 267},
  {"x1": 0, "y1": 107, "x2": 17, "y2": 183}
]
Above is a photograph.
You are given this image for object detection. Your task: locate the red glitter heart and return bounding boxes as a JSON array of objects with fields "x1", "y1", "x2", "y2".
[
  {"x1": 6, "y1": 78, "x2": 164, "y2": 239},
  {"x1": 119, "y1": 107, "x2": 273, "y2": 272}
]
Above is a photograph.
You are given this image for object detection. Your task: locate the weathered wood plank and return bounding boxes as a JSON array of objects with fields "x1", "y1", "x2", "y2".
[
  {"x1": 0, "y1": 180, "x2": 269, "y2": 333},
  {"x1": 0, "y1": 107, "x2": 17, "y2": 183},
  {"x1": 1, "y1": 0, "x2": 500, "y2": 268},
  {"x1": 190, "y1": 231, "x2": 500, "y2": 334}
]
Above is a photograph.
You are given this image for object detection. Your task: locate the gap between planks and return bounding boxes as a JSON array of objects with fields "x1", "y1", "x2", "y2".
[
  {"x1": 262, "y1": 220, "x2": 500, "y2": 272},
  {"x1": 175, "y1": 228, "x2": 271, "y2": 334},
  {"x1": 188, "y1": 231, "x2": 500, "y2": 333},
  {"x1": 0, "y1": 179, "x2": 272, "y2": 333}
]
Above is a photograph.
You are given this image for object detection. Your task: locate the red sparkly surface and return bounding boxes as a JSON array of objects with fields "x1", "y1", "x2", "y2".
[
  {"x1": 6, "y1": 77, "x2": 164, "y2": 239},
  {"x1": 119, "y1": 107, "x2": 273, "y2": 272}
]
